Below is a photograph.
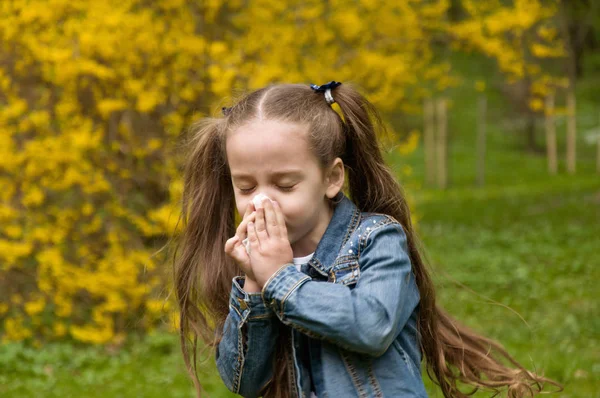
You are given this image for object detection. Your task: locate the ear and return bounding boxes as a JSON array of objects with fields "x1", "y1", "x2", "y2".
[{"x1": 325, "y1": 157, "x2": 345, "y2": 199}]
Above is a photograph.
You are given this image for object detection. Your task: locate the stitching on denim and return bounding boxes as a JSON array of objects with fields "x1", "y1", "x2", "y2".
[
  {"x1": 280, "y1": 276, "x2": 311, "y2": 319},
  {"x1": 331, "y1": 263, "x2": 358, "y2": 273},
  {"x1": 233, "y1": 324, "x2": 246, "y2": 393},
  {"x1": 287, "y1": 328, "x2": 300, "y2": 397},
  {"x1": 341, "y1": 207, "x2": 361, "y2": 249},
  {"x1": 341, "y1": 269, "x2": 360, "y2": 286},
  {"x1": 261, "y1": 263, "x2": 294, "y2": 304},
  {"x1": 357, "y1": 216, "x2": 395, "y2": 256},
  {"x1": 309, "y1": 257, "x2": 328, "y2": 276},
  {"x1": 230, "y1": 304, "x2": 242, "y2": 319},
  {"x1": 340, "y1": 351, "x2": 368, "y2": 398},
  {"x1": 333, "y1": 255, "x2": 358, "y2": 266},
  {"x1": 247, "y1": 313, "x2": 273, "y2": 321},
  {"x1": 329, "y1": 262, "x2": 360, "y2": 286},
  {"x1": 367, "y1": 361, "x2": 384, "y2": 398}
]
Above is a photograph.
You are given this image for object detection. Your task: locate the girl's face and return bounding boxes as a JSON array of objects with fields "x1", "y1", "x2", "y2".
[{"x1": 226, "y1": 118, "x2": 344, "y2": 257}]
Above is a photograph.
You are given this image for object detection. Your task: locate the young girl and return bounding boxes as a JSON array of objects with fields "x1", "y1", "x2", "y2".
[{"x1": 173, "y1": 82, "x2": 559, "y2": 397}]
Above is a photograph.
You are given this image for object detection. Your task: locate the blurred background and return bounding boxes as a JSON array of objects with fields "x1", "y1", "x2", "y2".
[{"x1": 0, "y1": 0, "x2": 598, "y2": 397}]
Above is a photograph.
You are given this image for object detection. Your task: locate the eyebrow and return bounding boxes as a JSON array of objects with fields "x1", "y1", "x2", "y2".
[{"x1": 231, "y1": 170, "x2": 304, "y2": 180}]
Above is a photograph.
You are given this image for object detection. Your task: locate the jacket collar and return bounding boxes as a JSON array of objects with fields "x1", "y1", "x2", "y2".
[{"x1": 308, "y1": 192, "x2": 361, "y2": 276}]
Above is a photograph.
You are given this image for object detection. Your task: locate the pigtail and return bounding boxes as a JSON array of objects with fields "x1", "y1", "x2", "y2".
[
  {"x1": 333, "y1": 85, "x2": 410, "y2": 217},
  {"x1": 333, "y1": 84, "x2": 560, "y2": 397},
  {"x1": 173, "y1": 117, "x2": 237, "y2": 397}
]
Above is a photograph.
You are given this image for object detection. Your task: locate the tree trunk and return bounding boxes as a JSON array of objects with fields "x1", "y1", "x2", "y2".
[
  {"x1": 566, "y1": 90, "x2": 576, "y2": 174},
  {"x1": 436, "y1": 98, "x2": 448, "y2": 190},
  {"x1": 424, "y1": 98, "x2": 436, "y2": 187},
  {"x1": 545, "y1": 94, "x2": 557, "y2": 175},
  {"x1": 525, "y1": 114, "x2": 538, "y2": 152},
  {"x1": 597, "y1": 108, "x2": 600, "y2": 174}
]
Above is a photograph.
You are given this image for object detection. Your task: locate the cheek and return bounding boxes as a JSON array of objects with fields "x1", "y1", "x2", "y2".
[
  {"x1": 278, "y1": 197, "x2": 311, "y2": 226},
  {"x1": 277, "y1": 196, "x2": 300, "y2": 215}
]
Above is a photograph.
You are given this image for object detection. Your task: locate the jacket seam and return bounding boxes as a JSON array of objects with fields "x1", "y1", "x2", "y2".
[
  {"x1": 233, "y1": 324, "x2": 246, "y2": 393},
  {"x1": 357, "y1": 216, "x2": 397, "y2": 257},
  {"x1": 260, "y1": 263, "x2": 294, "y2": 305},
  {"x1": 367, "y1": 360, "x2": 384, "y2": 398},
  {"x1": 341, "y1": 207, "x2": 361, "y2": 248},
  {"x1": 339, "y1": 351, "x2": 368, "y2": 398},
  {"x1": 247, "y1": 313, "x2": 273, "y2": 321},
  {"x1": 279, "y1": 275, "x2": 311, "y2": 319}
]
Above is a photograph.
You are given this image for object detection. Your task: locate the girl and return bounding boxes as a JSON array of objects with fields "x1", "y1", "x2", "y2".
[{"x1": 173, "y1": 82, "x2": 559, "y2": 397}]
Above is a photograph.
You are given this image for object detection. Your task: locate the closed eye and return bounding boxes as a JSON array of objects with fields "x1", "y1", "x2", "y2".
[
  {"x1": 278, "y1": 185, "x2": 296, "y2": 192},
  {"x1": 237, "y1": 185, "x2": 296, "y2": 194}
]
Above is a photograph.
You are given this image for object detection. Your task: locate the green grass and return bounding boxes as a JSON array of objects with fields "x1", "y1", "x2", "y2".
[
  {"x1": 414, "y1": 180, "x2": 599, "y2": 397},
  {"x1": 0, "y1": 333, "x2": 231, "y2": 398}
]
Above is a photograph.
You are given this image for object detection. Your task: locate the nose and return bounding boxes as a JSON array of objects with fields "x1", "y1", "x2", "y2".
[{"x1": 252, "y1": 192, "x2": 273, "y2": 209}]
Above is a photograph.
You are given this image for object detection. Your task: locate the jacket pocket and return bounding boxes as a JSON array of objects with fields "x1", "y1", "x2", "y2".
[{"x1": 328, "y1": 261, "x2": 360, "y2": 286}]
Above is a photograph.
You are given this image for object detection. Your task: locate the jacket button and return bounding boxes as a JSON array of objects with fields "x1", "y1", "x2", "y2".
[{"x1": 237, "y1": 298, "x2": 248, "y2": 310}]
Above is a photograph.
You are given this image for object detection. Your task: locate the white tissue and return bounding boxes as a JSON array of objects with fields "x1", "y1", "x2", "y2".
[
  {"x1": 242, "y1": 193, "x2": 273, "y2": 254},
  {"x1": 252, "y1": 193, "x2": 271, "y2": 209}
]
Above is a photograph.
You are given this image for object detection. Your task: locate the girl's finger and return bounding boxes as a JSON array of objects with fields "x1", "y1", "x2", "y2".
[
  {"x1": 247, "y1": 221, "x2": 260, "y2": 249},
  {"x1": 263, "y1": 199, "x2": 280, "y2": 237},
  {"x1": 236, "y1": 211, "x2": 256, "y2": 241},
  {"x1": 224, "y1": 236, "x2": 238, "y2": 254},
  {"x1": 254, "y1": 206, "x2": 269, "y2": 240},
  {"x1": 273, "y1": 201, "x2": 288, "y2": 236},
  {"x1": 232, "y1": 239, "x2": 251, "y2": 269},
  {"x1": 244, "y1": 201, "x2": 254, "y2": 218},
  {"x1": 225, "y1": 236, "x2": 245, "y2": 262}
]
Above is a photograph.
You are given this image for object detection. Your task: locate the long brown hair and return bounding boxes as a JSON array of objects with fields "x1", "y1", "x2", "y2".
[{"x1": 173, "y1": 83, "x2": 560, "y2": 397}]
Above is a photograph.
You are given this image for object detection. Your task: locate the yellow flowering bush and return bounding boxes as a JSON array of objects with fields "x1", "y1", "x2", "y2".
[{"x1": 0, "y1": 0, "x2": 227, "y2": 344}]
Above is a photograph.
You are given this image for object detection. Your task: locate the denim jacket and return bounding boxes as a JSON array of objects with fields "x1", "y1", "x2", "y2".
[{"x1": 216, "y1": 193, "x2": 427, "y2": 397}]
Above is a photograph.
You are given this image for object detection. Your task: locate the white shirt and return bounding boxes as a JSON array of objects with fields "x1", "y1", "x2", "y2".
[
  {"x1": 291, "y1": 252, "x2": 317, "y2": 398},
  {"x1": 292, "y1": 252, "x2": 315, "y2": 271}
]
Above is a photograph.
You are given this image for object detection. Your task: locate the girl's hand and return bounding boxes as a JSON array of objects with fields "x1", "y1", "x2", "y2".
[
  {"x1": 247, "y1": 198, "x2": 293, "y2": 289},
  {"x1": 224, "y1": 202, "x2": 257, "y2": 281}
]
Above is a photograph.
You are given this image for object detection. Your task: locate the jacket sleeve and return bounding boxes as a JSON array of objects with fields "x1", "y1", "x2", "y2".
[
  {"x1": 261, "y1": 221, "x2": 419, "y2": 357},
  {"x1": 216, "y1": 276, "x2": 279, "y2": 397}
]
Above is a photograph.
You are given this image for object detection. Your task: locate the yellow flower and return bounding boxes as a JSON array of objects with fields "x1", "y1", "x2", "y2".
[
  {"x1": 529, "y1": 97, "x2": 544, "y2": 111},
  {"x1": 22, "y1": 186, "x2": 44, "y2": 207},
  {"x1": 397, "y1": 130, "x2": 420, "y2": 155},
  {"x1": 54, "y1": 322, "x2": 67, "y2": 337},
  {"x1": 25, "y1": 297, "x2": 46, "y2": 316}
]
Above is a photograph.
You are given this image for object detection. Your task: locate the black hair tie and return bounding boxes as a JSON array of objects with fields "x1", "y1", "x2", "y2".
[{"x1": 310, "y1": 81, "x2": 342, "y2": 104}]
